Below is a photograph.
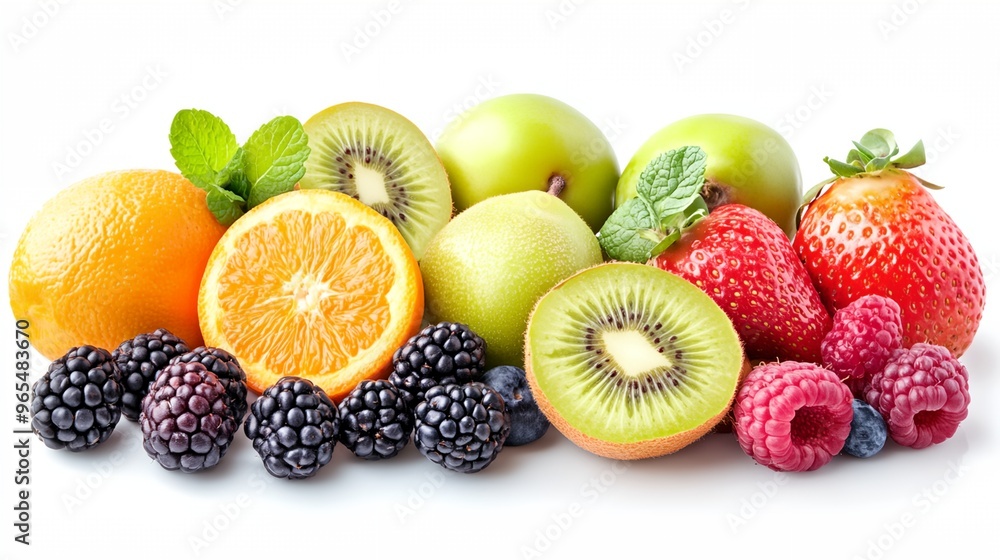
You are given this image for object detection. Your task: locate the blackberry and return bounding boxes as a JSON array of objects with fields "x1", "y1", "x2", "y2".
[
  {"x1": 30, "y1": 346, "x2": 122, "y2": 451},
  {"x1": 414, "y1": 382, "x2": 510, "y2": 473},
  {"x1": 140, "y1": 362, "x2": 237, "y2": 473},
  {"x1": 245, "y1": 377, "x2": 339, "y2": 479},
  {"x1": 170, "y1": 346, "x2": 248, "y2": 424},
  {"x1": 389, "y1": 322, "x2": 486, "y2": 407},
  {"x1": 339, "y1": 380, "x2": 413, "y2": 460},
  {"x1": 113, "y1": 329, "x2": 189, "y2": 421}
]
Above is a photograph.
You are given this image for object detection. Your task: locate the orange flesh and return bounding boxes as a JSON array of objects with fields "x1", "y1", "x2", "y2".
[
  {"x1": 216, "y1": 210, "x2": 395, "y2": 375},
  {"x1": 199, "y1": 190, "x2": 424, "y2": 401}
]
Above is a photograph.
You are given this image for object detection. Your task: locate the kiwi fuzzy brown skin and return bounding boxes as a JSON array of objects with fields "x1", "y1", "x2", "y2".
[
  {"x1": 523, "y1": 262, "x2": 748, "y2": 460},
  {"x1": 526, "y1": 347, "x2": 749, "y2": 459}
]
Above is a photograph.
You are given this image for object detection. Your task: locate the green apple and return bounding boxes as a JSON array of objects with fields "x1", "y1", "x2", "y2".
[
  {"x1": 436, "y1": 94, "x2": 619, "y2": 232},
  {"x1": 616, "y1": 114, "x2": 802, "y2": 236},
  {"x1": 420, "y1": 190, "x2": 602, "y2": 368}
]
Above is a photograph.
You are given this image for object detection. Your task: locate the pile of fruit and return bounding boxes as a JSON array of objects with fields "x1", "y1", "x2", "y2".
[{"x1": 11, "y1": 94, "x2": 984, "y2": 477}]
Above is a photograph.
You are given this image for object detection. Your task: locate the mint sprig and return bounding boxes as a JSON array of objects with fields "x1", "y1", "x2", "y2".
[
  {"x1": 169, "y1": 109, "x2": 311, "y2": 226},
  {"x1": 598, "y1": 146, "x2": 708, "y2": 262}
]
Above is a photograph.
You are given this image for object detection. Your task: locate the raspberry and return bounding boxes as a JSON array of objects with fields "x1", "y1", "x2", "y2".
[
  {"x1": 865, "y1": 343, "x2": 970, "y2": 449},
  {"x1": 821, "y1": 295, "x2": 903, "y2": 397},
  {"x1": 733, "y1": 361, "x2": 854, "y2": 472}
]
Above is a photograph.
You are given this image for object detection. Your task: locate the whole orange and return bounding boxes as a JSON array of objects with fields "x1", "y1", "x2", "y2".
[{"x1": 8, "y1": 170, "x2": 226, "y2": 360}]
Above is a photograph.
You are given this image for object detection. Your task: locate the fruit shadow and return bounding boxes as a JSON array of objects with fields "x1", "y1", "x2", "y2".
[
  {"x1": 605, "y1": 432, "x2": 752, "y2": 476},
  {"x1": 960, "y1": 334, "x2": 996, "y2": 380},
  {"x1": 79, "y1": 422, "x2": 144, "y2": 460},
  {"x1": 461, "y1": 425, "x2": 560, "y2": 474},
  {"x1": 270, "y1": 431, "x2": 433, "y2": 487}
]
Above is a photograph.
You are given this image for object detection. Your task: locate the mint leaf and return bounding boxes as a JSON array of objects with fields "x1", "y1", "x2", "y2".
[
  {"x1": 219, "y1": 148, "x2": 253, "y2": 201},
  {"x1": 599, "y1": 146, "x2": 714, "y2": 262},
  {"x1": 681, "y1": 197, "x2": 709, "y2": 228},
  {"x1": 215, "y1": 147, "x2": 244, "y2": 189},
  {"x1": 598, "y1": 198, "x2": 660, "y2": 262},
  {"x1": 648, "y1": 230, "x2": 681, "y2": 257},
  {"x1": 206, "y1": 185, "x2": 245, "y2": 226},
  {"x1": 243, "y1": 116, "x2": 310, "y2": 208},
  {"x1": 170, "y1": 109, "x2": 239, "y2": 190},
  {"x1": 636, "y1": 147, "x2": 707, "y2": 218}
]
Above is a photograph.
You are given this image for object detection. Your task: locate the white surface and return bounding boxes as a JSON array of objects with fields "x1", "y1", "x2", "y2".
[{"x1": 2, "y1": 1, "x2": 998, "y2": 559}]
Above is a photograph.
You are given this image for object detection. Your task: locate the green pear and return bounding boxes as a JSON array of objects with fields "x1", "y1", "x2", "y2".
[
  {"x1": 436, "y1": 94, "x2": 619, "y2": 232},
  {"x1": 616, "y1": 114, "x2": 801, "y2": 237},
  {"x1": 420, "y1": 191, "x2": 602, "y2": 367}
]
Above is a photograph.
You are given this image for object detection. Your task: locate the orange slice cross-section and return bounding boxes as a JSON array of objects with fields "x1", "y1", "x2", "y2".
[{"x1": 199, "y1": 190, "x2": 423, "y2": 401}]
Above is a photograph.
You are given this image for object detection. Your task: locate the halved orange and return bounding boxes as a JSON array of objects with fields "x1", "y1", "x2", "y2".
[{"x1": 198, "y1": 190, "x2": 423, "y2": 401}]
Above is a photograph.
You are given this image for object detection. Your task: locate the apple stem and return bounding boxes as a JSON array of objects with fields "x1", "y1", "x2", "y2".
[
  {"x1": 700, "y1": 179, "x2": 731, "y2": 211},
  {"x1": 547, "y1": 175, "x2": 566, "y2": 197}
]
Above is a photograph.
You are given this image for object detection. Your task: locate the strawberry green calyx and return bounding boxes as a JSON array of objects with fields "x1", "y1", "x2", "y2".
[{"x1": 797, "y1": 129, "x2": 943, "y2": 226}]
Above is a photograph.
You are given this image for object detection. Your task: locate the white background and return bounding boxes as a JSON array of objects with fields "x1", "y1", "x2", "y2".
[{"x1": 2, "y1": 1, "x2": 998, "y2": 559}]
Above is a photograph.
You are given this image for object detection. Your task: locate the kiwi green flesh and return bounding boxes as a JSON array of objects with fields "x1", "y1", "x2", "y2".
[
  {"x1": 527, "y1": 263, "x2": 743, "y2": 444},
  {"x1": 300, "y1": 103, "x2": 451, "y2": 259}
]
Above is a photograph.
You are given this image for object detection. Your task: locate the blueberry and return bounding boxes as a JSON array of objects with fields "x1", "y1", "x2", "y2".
[
  {"x1": 481, "y1": 366, "x2": 549, "y2": 446},
  {"x1": 843, "y1": 399, "x2": 887, "y2": 458}
]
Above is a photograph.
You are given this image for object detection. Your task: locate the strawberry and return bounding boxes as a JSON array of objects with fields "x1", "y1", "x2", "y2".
[
  {"x1": 649, "y1": 204, "x2": 832, "y2": 362},
  {"x1": 793, "y1": 129, "x2": 985, "y2": 357}
]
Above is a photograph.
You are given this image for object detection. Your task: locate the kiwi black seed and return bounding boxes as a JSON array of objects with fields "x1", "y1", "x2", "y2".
[
  {"x1": 525, "y1": 262, "x2": 746, "y2": 460},
  {"x1": 300, "y1": 102, "x2": 451, "y2": 259}
]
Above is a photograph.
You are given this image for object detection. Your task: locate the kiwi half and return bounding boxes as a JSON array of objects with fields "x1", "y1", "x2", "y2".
[
  {"x1": 301, "y1": 102, "x2": 451, "y2": 260},
  {"x1": 525, "y1": 262, "x2": 746, "y2": 460}
]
